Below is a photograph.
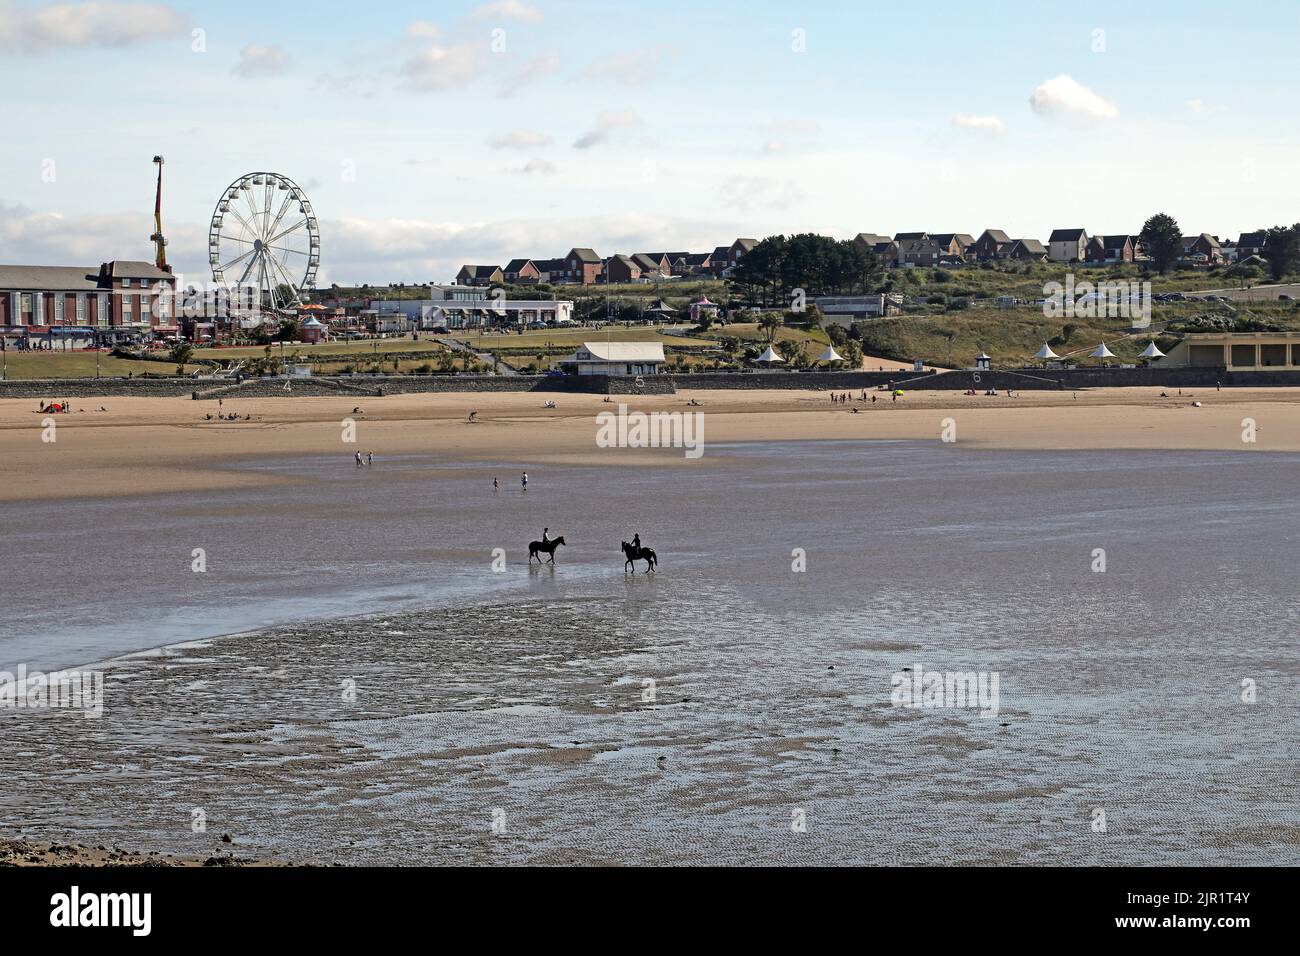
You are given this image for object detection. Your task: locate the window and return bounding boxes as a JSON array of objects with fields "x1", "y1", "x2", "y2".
[
  {"x1": 55, "y1": 294, "x2": 65, "y2": 324},
  {"x1": 122, "y1": 295, "x2": 133, "y2": 318},
  {"x1": 20, "y1": 293, "x2": 31, "y2": 324},
  {"x1": 122, "y1": 278, "x2": 131, "y2": 288},
  {"x1": 141, "y1": 296, "x2": 151, "y2": 320},
  {"x1": 97, "y1": 293, "x2": 109, "y2": 327},
  {"x1": 76, "y1": 294, "x2": 86, "y2": 324}
]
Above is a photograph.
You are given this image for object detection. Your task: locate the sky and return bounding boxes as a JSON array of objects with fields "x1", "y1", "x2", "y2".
[{"x1": 1, "y1": 0, "x2": 1299, "y2": 286}]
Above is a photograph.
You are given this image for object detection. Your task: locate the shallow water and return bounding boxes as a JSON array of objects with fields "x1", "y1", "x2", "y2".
[{"x1": 2, "y1": 440, "x2": 1298, "y2": 864}]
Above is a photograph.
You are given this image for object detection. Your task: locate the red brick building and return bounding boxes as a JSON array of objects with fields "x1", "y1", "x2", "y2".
[{"x1": 1, "y1": 260, "x2": 178, "y2": 344}]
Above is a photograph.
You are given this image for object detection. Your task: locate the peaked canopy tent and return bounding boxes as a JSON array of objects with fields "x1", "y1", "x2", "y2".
[
  {"x1": 1033, "y1": 343, "x2": 1060, "y2": 360},
  {"x1": 1139, "y1": 342, "x2": 1165, "y2": 359},
  {"x1": 755, "y1": 345, "x2": 784, "y2": 363},
  {"x1": 816, "y1": 345, "x2": 845, "y2": 363},
  {"x1": 1090, "y1": 342, "x2": 1117, "y2": 359}
]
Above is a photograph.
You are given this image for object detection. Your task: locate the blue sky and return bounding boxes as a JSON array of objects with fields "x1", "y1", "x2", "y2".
[{"x1": 2, "y1": 0, "x2": 1298, "y2": 284}]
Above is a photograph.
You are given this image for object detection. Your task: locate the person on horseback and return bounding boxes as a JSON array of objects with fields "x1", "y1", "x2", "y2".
[
  {"x1": 542, "y1": 527, "x2": 550, "y2": 545},
  {"x1": 631, "y1": 533, "x2": 641, "y2": 554}
]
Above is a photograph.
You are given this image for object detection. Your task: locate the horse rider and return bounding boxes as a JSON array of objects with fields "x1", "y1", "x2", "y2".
[
  {"x1": 631, "y1": 533, "x2": 641, "y2": 554},
  {"x1": 542, "y1": 527, "x2": 550, "y2": 545}
]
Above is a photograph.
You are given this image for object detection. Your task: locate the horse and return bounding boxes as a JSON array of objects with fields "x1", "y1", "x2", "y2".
[
  {"x1": 529, "y1": 536, "x2": 566, "y2": 564},
  {"x1": 621, "y1": 540, "x2": 658, "y2": 573}
]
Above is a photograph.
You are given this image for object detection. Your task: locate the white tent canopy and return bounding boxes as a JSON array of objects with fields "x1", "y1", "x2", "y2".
[
  {"x1": 1139, "y1": 341, "x2": 1165, "y2": 358},
  {"x1": 816, "y1": 345, "x2": 845, "y2": 363},
  {"x1": 756, "y1": 345, "x2": 784, "y2": 363},
  {"x1": 1090, "y1": 342, "x2": 1117, "y2": 359},
  {"x1": 1034, "y1": 343, "x2": 1060, "y2": 360}
]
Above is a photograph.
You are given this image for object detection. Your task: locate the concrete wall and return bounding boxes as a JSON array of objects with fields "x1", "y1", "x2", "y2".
[{"x1": 8, "y1": 365, "x2": 1300, "y2": 402}]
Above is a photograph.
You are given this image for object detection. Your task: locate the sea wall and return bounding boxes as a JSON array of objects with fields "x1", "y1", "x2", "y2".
[{"x1": 3, "y1": 365, "x2": 1297, "y2": 400}]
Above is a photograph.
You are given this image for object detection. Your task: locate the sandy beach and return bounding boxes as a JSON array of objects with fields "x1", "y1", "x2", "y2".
[{"x1": 4, "y1": 385, "x2": 1300, "y2": 502}]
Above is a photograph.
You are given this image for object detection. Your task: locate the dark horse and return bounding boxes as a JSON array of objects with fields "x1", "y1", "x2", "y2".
[
  {"x1": 529, "y1": 536, "x2": 566, "y2": 564},
  {"x1": 621, "y1": 540, "x2": 658, "y2": 573}
]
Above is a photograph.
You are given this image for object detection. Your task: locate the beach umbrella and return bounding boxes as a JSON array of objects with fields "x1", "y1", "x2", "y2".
[
  {"x1": 1033, "y1": 343, "x2": 1059, "y2": 360},
  {"x1": 816, "y1": 345, "x2": 845, "y2": 363},
  {"x1": 1139, "y1": 341, "x2": 1165, "y2": 359},
  {"x1": 1090, "y1": 342, "x2": 1117, "y2": 359},
  {"x1": 756, "y1": 345, "x2": 784, "y2": 363}
]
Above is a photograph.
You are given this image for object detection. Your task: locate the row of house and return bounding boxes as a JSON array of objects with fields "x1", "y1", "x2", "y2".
[
  {"x1": 456, "y1": 239, "x2": 759, "y2": 288},
  {"x1": 855, "y1": 229, "x2": 1268, "y2": 268}
]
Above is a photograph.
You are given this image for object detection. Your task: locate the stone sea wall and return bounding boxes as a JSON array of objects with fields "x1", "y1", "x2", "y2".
[{"x1": 3, "y1": 365, "x2": 1298, "y2": 401}]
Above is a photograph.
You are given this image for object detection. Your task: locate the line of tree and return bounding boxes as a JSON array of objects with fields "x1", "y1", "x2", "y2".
[
  {"x1": 1262, "y1": 224, "x2": 1300, "y2": 282},
  {"x1": 727, "y1": 233, "x2": 884, "y2": 307}
]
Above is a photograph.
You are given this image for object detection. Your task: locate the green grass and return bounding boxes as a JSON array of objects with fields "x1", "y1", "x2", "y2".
[
  {"x1": 454, "y1": 327, "x2": 701, "y2": 352},
  {"x1": 191, "y1": 338, "x2": 450, "y2": 361},
  {"x1": 853, "y1": 302, "x2": 1300, "y2": 367},
  {"x1": 1, "y1": 353, "x2": 203, "y2": 380}
]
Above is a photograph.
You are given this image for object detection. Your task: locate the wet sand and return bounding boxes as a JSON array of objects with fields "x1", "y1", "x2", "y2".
[
  {"x1": 3, "y1": 385, "x2": 1300, "y2": 502},
  {"x1": 0, "y1": 840, "x2": 279, "y2": 867},
  {"x1": 4, "y1": 440, "x2": 1299, "y2": 866}
]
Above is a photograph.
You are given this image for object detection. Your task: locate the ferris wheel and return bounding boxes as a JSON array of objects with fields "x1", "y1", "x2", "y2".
[{"x1": 208, "y1": 172, "x2": 319, "y2": 310}]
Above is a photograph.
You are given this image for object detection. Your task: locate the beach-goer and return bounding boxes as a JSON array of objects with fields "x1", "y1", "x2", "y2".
[
  {"x1": 355, "y1": 451, "x2": 363, "y2": 467},
  {"x1": 493, "y1": 477, "x2": 500, "y2": 493},
  {"x1": 542, "y1": 527, "x2": 550, "y2": 545},
  {"x1": 632, "y1": 532, "x2": 641, "y2": 552},
  {"x1": 367, "y1": 452, "x2": 374, "y2": 466},
  {"x1": 521, "y1": 471, "x2": 529, "y2": 491}
]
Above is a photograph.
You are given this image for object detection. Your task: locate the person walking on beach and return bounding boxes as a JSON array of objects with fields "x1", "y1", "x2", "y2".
[
  {"x1": 521, "y1": 471, "x2": 529, "y2": 492},
  {"x1": 355, "y1": 451, "x2": 363, "y2": 467},
  {"x1": 367, "y1": 452, "x2": 373, "y2": 466},
  {"x1": 493, "y1": 477, "x2": 499, "y2": 493}
]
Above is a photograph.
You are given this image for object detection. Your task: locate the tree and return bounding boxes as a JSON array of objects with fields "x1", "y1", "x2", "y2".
[
  {"x1": 758, "y1": 312, "x2": 784, "y2": 343},
  {"x1": 168, "y1": 341, "x2": 194, "y2": 375},
  {"x1": 1139, "y1": 213, "x2": 1182, "y2": 274},
  {"x1": 1263, "y1": 225, "x2": 1300, "y2": 282},
  {"x1": 1224, "y1": 262, "x2": 1260, "y2": 289},
  {"x1": 782, "y1": 340, "x2": 810, "y2": 370}
]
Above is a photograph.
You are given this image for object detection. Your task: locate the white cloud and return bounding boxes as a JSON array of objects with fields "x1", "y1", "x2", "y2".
[
  {"x1": 406, "y1": 20, "x2": 442, "y2": 39},
  {"x1": 0, "y1": 1, "x2": 188, "y2": 53},
  {"x1": 498, "y1": 50, "x2": 559, "y2": 97},
  {"x1": 716, "y1": 176, "x2": 805, "y2": 213},
  {"x1": 0, "y1": 200, "x2": 205, "y2": 271},
  {"x1": 1028, "y1": 75, "x2": 1118, "y2": 122},
  {"x1": 952, "y1": 113, "x2": 1005, "y2": 134},
  {"x1": 584, "y1": 47, "x2": 663, "y2": 87},
  {"x1": 515, "y1": 159, "x2": 556, "y2": 175},
  {"x1": 490, "y1": 130, "x2": 554, "y2": 149},
  {"x1": 399, "y1": 39, "x2": 486, "y2": 91},
  {"x1": 233, "y1": 44, "x2": 291, "y2": 78},
  {"x1": 573, "y1": 110, "x2": 639, "y2": 149},
  {"x1": 472, "y1": 0, "x2": 543, "y2": 22}
]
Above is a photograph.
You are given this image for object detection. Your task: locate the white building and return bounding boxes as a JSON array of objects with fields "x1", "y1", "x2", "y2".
[
  {"x1": 1047, "y1": 228, "x2": 1089, "y2": 263},
  {"x1": 369, "y1": 288, "x2": 573, "y2": 330},
  {"x1": 558, "y1": 341, "x2": 665, "y2": 376}
]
